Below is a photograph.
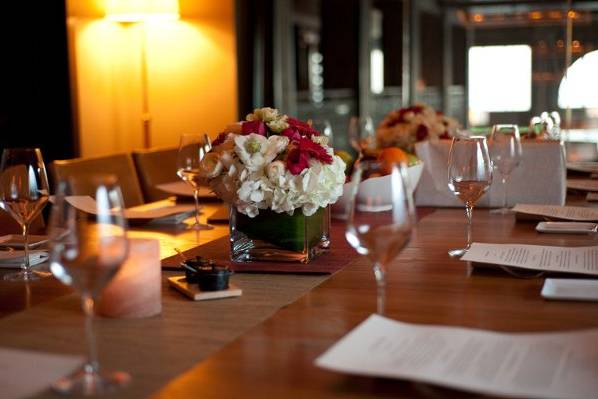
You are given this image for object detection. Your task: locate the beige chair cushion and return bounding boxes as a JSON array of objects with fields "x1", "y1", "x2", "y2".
[
  {"x1": 132, "y1": 147, "x2": 179, "y2": 202},
  {"x1": 50, "y1": 153, "x2": 145, "y2": 207}
]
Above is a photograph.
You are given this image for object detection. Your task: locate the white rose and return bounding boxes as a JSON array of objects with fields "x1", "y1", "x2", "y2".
[
  {"x1": 199, "y1": 152, "x2": 223, "y2": 178},
  {"x1": 311, "y1": 135, "x2": 329, "y2": 146},
  {"x1": 266, "y1": 160, "x2": 286, "y2": 182},
  {"x1": 266, "y1": 118, "x2": 289, "y2": 133},
  {"x1": 256, "y1": 107, "x2": 279, "y2": 122}
]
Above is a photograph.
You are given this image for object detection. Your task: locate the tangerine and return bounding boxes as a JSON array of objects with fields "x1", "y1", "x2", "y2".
[{"x1": 378, "y1": 147, "x2": 409, "y2": 174}]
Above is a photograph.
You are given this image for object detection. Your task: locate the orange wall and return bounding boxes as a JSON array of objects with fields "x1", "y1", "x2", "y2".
[{"x1": 67, "y1": 0, "x2": 238, "y2": 157}]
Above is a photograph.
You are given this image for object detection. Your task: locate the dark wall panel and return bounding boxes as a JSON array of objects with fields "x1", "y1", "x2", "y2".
[{"x1": 0, "y1": 1, "x2": 74, "y2": 164}]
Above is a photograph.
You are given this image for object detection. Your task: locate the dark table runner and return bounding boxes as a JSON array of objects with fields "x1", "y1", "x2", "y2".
[
  {"x1": 162, "y1": 208, "x2": 435, "y2": 274},
  {"x1": 162, "y1": 222, "x2": 353, "y2": 274}
]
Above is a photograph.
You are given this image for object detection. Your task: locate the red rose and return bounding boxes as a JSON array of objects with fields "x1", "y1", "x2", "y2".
[
  {"x1": 287, "y1": 117, "x2": 320, "y2": 138},
  {"x1": 285, "y1": 137, "x2": 333, "y2": 175},
  {"x1": 286, "y1": 147, "x2": 310, "y2": 175},
  {"x1": 298, "y1": 137, "x2": 333, "y2": 164},
  {"x1": 241, "y1": 120, "x2": 267, "y2": 136},
  {"x1": 281, "y1": 127, "x2": 301, "y2": 141},
  {"x1": 416, "y1": 124, "x2": 429, "y2": 141}
]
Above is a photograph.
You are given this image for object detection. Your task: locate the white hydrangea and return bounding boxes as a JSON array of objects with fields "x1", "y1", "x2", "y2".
[{"x1": 202, "y1": 130, "x2": 346, "y2": 217}]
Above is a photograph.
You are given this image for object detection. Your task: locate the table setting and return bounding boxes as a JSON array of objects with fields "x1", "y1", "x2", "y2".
[{"x1": 1, "y1": 104, "x2": 598, "y2": 399}]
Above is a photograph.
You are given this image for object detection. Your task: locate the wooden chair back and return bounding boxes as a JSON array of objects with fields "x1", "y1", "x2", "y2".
[
  {"x1": 50, "y1": 153, "x2": 145, "y2": 207},
  {"x1": 132, "y1": 147, "x2": 179, "y2": 202}
]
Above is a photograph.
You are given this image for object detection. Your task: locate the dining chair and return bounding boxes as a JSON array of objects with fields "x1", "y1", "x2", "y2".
[
  {"x1": 132, "y1": 147, "x2": 178, "y2": 202},
  {"x1": 50, "y1": 153, "x2": 145, "y2": 207}
]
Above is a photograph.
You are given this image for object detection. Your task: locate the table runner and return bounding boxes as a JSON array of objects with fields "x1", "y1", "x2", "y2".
[{"x1": 162, "y1": 222, "x2": 353, "y2": 274}]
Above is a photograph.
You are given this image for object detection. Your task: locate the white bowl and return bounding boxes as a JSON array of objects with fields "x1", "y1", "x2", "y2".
[{"x1": 331, "y1": 161, "x2": 424, "y2": 219}]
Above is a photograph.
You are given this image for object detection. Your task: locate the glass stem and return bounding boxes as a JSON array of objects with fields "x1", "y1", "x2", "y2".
[
  {"x1": 465, "y1": 204, "x2": 473, "y2": 250},
  {"x1": 81, "y1": 294, "x2": 99, "y2": 374},
  {"x1": 502, "y1": 175, "x2": 509, "y2": 209},
  {"x1": 193, "y1": 189, "x2": 201, "y2": 226},
  {"x1": 373, "y1": 263, "x2": 386, "y2": 315},
  {"x1": 22, "y1": 222, "x2": 30, "y2": 273}
]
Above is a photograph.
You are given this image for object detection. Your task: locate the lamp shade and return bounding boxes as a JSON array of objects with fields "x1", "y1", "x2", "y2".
[{"x1": 105, "y1": 0, "x2": 180, "y2": 22}]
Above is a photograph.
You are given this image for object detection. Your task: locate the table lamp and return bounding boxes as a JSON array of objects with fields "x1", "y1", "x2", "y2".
[{"x1": 105, "y1": 0, "x2": 180, "y2": 149}]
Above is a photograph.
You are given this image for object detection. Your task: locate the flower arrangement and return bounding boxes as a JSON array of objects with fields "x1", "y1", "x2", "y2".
[
  {"x1": 376, "y1": 103, "x2": 459, "y2": 153},
  {"x1": 199, "y1": 107, "x2": 346, "y2": 218}
]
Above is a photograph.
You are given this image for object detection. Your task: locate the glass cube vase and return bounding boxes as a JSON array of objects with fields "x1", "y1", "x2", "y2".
[{"x1": 229, "y1": 206, "x2": 330, "y2": 264}]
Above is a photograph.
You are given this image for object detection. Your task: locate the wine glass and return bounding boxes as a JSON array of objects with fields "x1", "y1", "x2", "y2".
[
  {"x1": 309, "y1": 119, "x2": 334, "y2": 145},
  {"x1": 48, "y1": 176, "x2": 130, "y2": 395},
  {"x1": 176, "y1": 133, "x2": 214, "y2": 230},
  {"x1": 346, "y1": 159, "x2": 414, "y2": 314},
  {"x1": 489, "y1": 124, "x2": 522, "y2": 214},
  {"x1": 348, "y1": 116, "x2": 375, "y2": 157},
  {"x1": 0, "y1": 148, "x2": 51, "y2": 281},
  {"x1": 447, "y1": 136, "x2": 493, "y2": 257}
]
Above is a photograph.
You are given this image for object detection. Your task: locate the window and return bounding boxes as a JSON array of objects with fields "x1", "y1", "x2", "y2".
[
  {"x1": 468, "y1": 45, "x2": 532, "y2": 113},
  {"x1": 558, "y1": 50, "x2": 598, "y2": 109}
]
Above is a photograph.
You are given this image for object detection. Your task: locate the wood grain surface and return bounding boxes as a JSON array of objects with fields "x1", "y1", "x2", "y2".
[
  {"x1": 153, "y1": 209, "x2": 598, "y2": 399},
  {"x1": 2, "y1": 205, "x2": 598, "y2": 398}
]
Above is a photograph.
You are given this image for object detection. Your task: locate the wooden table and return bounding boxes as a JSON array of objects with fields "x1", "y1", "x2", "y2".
[
  {"x1": 1, "y1": 206, "x2": 598, "y2": 398},
  {"x1": 153, "y1": 208, "x2": 598, "y2": 399}
]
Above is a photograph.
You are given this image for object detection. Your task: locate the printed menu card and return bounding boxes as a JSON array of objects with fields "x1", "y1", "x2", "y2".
[
  {"x1": 513, "y1": 204, "x2": 598, "y2": 221},
  {"x1": 461, "y1": 243, "x2": 598, "y2": 276},
  {"x1": 316, "y1": 314, "x2": 598, "y2": 399},
  {"x1": 0, "y1": 347, "x2": 82, "y2": 399}
]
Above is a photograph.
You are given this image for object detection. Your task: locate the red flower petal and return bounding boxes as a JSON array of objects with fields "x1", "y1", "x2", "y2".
[
  {"x1": 241, "y1": 120, "x2": 267, "y2": 136},
  {"x1": 212, "y1": 132, "x2": 228, "y2": 147},
  {"x1": 286, "y1": 147, "x2": 310, "y2": 175},
  {"x1": 298, "y1": 137, "x2": 333, "y2": 164},
  {"x1": 287, "y1": 117, "x2": 320, "y2": 137}
]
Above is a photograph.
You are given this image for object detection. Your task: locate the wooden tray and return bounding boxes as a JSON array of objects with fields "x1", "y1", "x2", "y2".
[{"x1": 167, "y1": 276, "x2": 242, "y2": 301}]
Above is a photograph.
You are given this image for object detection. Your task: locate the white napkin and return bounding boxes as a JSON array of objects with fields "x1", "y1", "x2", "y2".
[
  {"x1": 52, "y1": 196, "x2": 196, "y2": 223},
  {"x1": 414, "y1": 140, "x2": 566, "y2": 207},
  {"x1": 0, "y1": 347, "x2": 82, "y2": 399},
  {"x1": 0, "y1": 250, "x2": 49, "y2": 268}
]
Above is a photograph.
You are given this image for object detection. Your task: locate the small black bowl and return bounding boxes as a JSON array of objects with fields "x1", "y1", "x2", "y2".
[
  {"x1": 197, "y1": 267, "x2": 233, "y2": 292},
  {"x1": 182, "y1": 256, "x2": 233, "y2": 290},
  {"x1": 182, "y1": 256, "x2": 214, "y2": 283}
]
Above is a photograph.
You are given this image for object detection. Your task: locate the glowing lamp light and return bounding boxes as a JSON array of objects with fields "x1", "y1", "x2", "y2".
[{"x1": 105, "y1": 0, "x2": 180, "y2": 23}]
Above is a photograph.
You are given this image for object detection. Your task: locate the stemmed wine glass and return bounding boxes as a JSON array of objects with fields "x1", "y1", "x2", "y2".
[
  {"x1": 348, "y1": 116, "x2": 375, "y2": 157},
  {"x1": 176, "y1": 133, "x2": 214, "y2": 230},
  {"x1": 0, "y1": 148, "x2": 51, "y2": 281},
  {"x1": 309, "y1": 119, "x2": 334, "y2": 145},
  {"x1": 489, "y1": 124, "x2": 522, "y2": 214},
  {"x1": 346, "y1": 159, "x2": 415, "y2": 314},
  {"x1": 447, "y1": 136, "x2": 493, "y2": 257},
  {"x1": 48, "y1": 176, "x2": 130, "y2": 395}
]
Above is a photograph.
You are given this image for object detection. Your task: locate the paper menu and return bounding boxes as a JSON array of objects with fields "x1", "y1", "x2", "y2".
[
  {"x1": 567, "y1": 179, "x2": 598, "y2": 192},
  {"x1": 461, "y1": 243, "x2": 598, "y2": 276},
  {"x1": 316, "y1": 314, "x2": 598, "y2": 399},
  {"x1": 61, "y1": 196, "x2": 195, "y2": 221},
  {"x1": 513, "y1": 203, "x2": 598, "y2": 221},
  {"x1": 0, "y1": 347, "x2": 82, "y2": 399}
]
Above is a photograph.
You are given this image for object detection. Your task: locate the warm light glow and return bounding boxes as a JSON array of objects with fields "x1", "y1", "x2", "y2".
[
  {"x1": 473, "y1": 14, "x2": 484, "y2": 23},
  {"x1": 105, "y1": 0, "x2": 180, "y2": 22},
  {"x1": 529, "y1": 11, "x2": 543, "y2": 20},
  {"x1": 73, "y1": 17, "x2": 237, "y2": 156},
  {"x1": 567, "y1": 10, "x2": 578, "y2": 19}
]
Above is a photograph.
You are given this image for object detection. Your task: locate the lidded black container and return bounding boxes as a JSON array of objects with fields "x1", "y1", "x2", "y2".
[{"x1": 182, "y1": 256, "x2": 233, "y2": 291}]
